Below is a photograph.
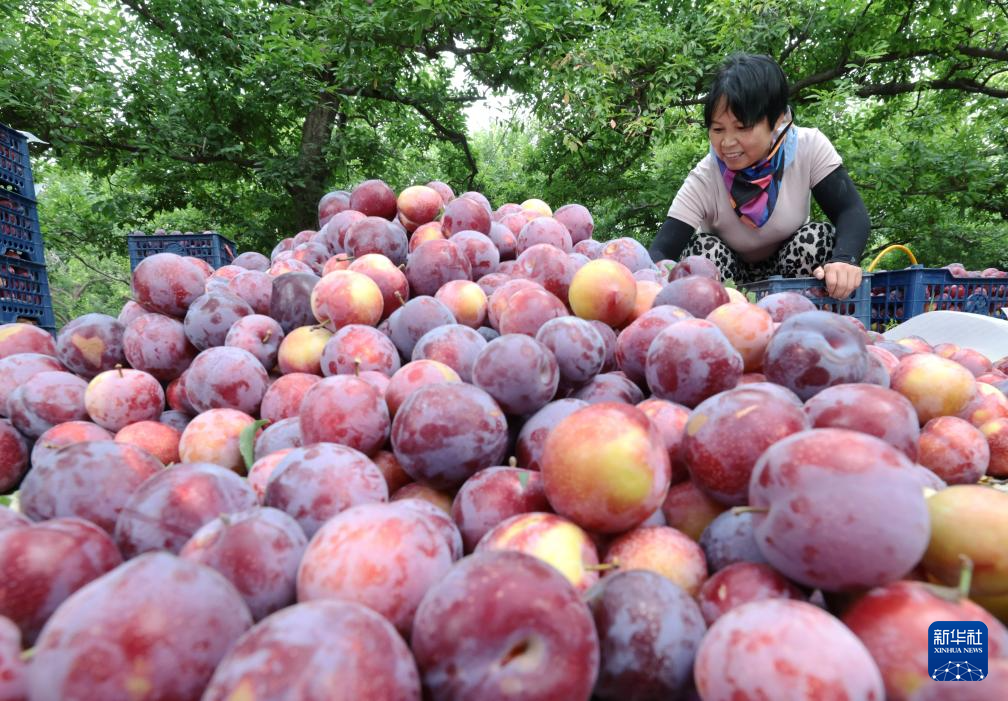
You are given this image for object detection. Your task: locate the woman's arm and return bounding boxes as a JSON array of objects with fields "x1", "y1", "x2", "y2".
[
  {"x1": 811, "y1": 165, "x2": 870, "y2": 264},
  {"x1": 811, "y1": 166, "x2": 870, "y2": 298},
  {"x1": 648, "y1": 217, "x2": 695, "y2": 263}
]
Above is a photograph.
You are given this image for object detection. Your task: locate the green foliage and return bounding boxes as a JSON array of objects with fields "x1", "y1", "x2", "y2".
[
  {"x1": 43, "y1": 249, "x2": 131, "y2": 326},
  {"x1": 33, "y1": 162, "x2": 240, "y2": 324},
  {"x1": 31, "y1": 163, "x2": 129, "y2": 323},
  {"x1": 0, "y1": 0, "x2": 519, "y2": 248},
  {"x1": 802, "y1": 89, "x2": 1008, "y2": 270},
  {"x1": 470, "y1": 124, "x2": 550, "y2": 207}
]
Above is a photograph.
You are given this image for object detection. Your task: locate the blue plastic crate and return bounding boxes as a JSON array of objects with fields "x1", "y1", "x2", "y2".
[
  {"x1": 742, "y1": 274, "x2": 873, "y2": 327},
  {"x1": 0, "y1": 124, "x2": 35, "y2": 199},
  {"x1": 870, "y1": 265, "x2": 1008, "y2": 331},
  {"x1": 127, "y1": 232, "x2": 237, "y2": 271},
  {"x1": 0, "y1": 187, "x2": 44, "y2": 263},
  {"x1": 0, "y1": 256, "x2": 55, "y2": 331}
]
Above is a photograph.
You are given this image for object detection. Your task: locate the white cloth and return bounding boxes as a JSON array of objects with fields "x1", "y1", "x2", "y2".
[{"x1": 883, "y1": 311, "x2": 1008, "y2": 361}]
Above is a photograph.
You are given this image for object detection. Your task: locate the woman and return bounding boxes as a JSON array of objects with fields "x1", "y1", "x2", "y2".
[{"x1": 648, "y1": 53, "x2": 869, "y2": 299}]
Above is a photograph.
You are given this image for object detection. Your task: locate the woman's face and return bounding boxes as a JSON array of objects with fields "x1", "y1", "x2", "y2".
[{"x1": 708, "y1": 100, "x2": 784, "y2": 170}]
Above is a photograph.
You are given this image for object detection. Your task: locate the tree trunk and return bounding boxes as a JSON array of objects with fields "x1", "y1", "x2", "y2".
[{"x1": 289, "y1": 94, "x2": 339, "y2": 232}]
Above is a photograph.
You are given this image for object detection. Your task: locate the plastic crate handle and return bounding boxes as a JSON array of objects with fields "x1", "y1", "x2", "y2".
[{"x1": 867, "y1": 244, "x2": 917, "y2": 272}]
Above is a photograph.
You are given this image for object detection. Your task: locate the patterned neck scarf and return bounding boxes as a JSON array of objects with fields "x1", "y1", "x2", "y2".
[{"x1": 713, "y1": 113, "x2": 797, "y2": 229}]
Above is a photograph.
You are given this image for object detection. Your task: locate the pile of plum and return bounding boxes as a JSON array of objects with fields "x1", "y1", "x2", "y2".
[{"x1": 2, "y1": 178, "x2": 1008, "y2": 700}]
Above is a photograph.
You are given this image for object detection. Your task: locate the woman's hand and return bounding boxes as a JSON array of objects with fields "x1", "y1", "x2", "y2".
[{"x1": 813, "y1": 261, "x2": 863, "y2": 299}]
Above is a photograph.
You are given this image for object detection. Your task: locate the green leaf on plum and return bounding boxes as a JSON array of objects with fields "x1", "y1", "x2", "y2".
[
  {"x1": 517, "y1": 470, "x2": 529, "y2": 490},
  {"x1": 239, "y1": 419, "x2": 270, "y2": 472}
]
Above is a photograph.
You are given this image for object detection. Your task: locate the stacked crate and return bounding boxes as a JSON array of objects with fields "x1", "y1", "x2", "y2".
[
  {"x1": 0, "y1": 123, "x2": 55, "y2": 333},
  {"x1": 869, "y1": 265, "x2": 1008, "y2": 331},
  {"x1": 742, "y1": 275, "x2": 874, "y2": 327},
  {"x1": 127, "y1": 231, "x2": 237, "y2": 271}
]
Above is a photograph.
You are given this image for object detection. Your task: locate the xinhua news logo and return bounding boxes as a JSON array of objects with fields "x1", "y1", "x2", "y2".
[{"x1": 928, "y1": 621, "x2": 988, "y2": 682}]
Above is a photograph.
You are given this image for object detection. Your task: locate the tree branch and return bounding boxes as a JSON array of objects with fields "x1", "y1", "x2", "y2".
[
  {"x1": 895, "y1": 0, "x2": 915, "y2": 35},
  {"x1": 791, "y1": 49, "x2": 937, "y2": 94},
  {"x1": 416, "y1": 36, "x2": 496, "y2": 58},
  {"x1": 50, "y1": 243, "x2": 132, "y2": 287},
  {"x1": 74, "y1": 139, "x2": 257, "y2": 168},
  {"x1": 119, "y1": 0, "x2": 179, "y2": 42},
  {"x1": 856, "y1": 78, "x2": 1008, "y2": 99},
  {"x1": 471, "y1": 44, "x2": 541, "y2": 92},
  {"x1": 118, "y1": 0, "x2": 216, "y2": 63},
  {"x1": 791, "y1": 40, "x2": 1008, "y2": 97},
  {"x1": 972, "y1": 201, "x2": 1008, "y2": 218},
  {"x1": 330, "y1": 85, "x2": 478, "y2": 186},
  {"x1": 779, "y1": 18, "x2": 813, "y2": 66},
  {"x1": 957, "y1": 44, "x2": 1008, "y2": 61}
]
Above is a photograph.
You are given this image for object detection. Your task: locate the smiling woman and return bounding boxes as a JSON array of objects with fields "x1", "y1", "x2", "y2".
[{"x1": 649, "y1": 53, "x2": 871, "y2": 299}]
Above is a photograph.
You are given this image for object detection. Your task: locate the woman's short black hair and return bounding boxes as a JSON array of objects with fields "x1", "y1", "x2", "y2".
[{"x1": 703, "y1": 53, "x2": 791, "y2": 129}]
